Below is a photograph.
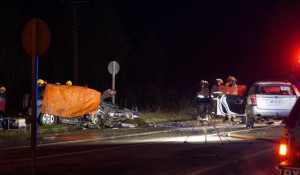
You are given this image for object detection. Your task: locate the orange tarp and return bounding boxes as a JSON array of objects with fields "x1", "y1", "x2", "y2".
[{"x1": 41, "y1": 84, "x2": 101, "y2": 117}]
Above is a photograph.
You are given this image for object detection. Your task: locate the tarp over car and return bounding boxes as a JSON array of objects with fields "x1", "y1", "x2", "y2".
[{"x1": 41, "y1": 84, "x2": 101, "y2": 117}]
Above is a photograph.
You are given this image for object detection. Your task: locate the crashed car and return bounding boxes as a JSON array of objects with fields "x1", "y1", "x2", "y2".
[
  {"x1": 210, "y1": 84, "x2": 247, "y2": 122},
  {"x1": 38, "y1": 84, "x2": 139, "y2": 128}
]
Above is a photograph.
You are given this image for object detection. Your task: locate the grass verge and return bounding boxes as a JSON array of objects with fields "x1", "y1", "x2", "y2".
[
  {"x1": 127, "y1": 109, "x2": 198, "y2": 126},
  {"x1": 0, "y1": 109, "x2": 198, "y2": 136}
]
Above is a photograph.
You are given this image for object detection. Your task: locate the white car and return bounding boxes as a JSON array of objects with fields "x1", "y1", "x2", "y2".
[{"x1": 245, "y1": 81, "x2": 299, "y2": 128}]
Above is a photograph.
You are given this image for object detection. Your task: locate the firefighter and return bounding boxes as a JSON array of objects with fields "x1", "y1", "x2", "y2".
[
  {"x1": 66, "y1": 80, "x2": 72, "y2": 85},
  {"x1": 210, "y1": 79, "x2": 224, "y2": 115},
  {"x1": 225, "y1": 76, "x2": 238, "y2": 95},
  {"x1": 37, "y1": 79, "x2": 47, "y2": 99},
  {"x1": 211, "y1": 78, "x2": 224, "y2": 98},
  {"x1": 197, "y1": 80, "x2": 210, "y2": 97},
  {"x1": 0, "y1": 86, "x2": 6, "y2": 112},
  {"x1": 37, "y1": 79, "x2": 47, "y2": 115},
  {"x1": 197, "y1": 80, "x2": 210, "y2": 122}
]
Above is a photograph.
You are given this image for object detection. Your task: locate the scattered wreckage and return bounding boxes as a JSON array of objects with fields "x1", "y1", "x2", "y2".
[{"x1": 37, "y1": 84, "x2": 139, "y2": 129}]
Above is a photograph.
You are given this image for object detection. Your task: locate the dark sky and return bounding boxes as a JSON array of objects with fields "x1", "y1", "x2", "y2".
[
  {"x1": 2, "y1": 0, "x2": 300, "y2": 110},
  {"x1": 112, "y1": 0, "x2": 300, "y2": 85},
  {"x1": 14, "y1": 0, "x2": 300, "y2": 84}
]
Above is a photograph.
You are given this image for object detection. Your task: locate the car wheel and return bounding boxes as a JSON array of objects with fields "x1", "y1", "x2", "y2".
[
  {"x1": 38, "y1": 113, "x2": 57, "y2": 126},
  {"x1": 90, "y1": 114, "x2": 102, "y2": 125},
  {"x1": 246, "y1": 115, "x2": 254, "y2": 129}
]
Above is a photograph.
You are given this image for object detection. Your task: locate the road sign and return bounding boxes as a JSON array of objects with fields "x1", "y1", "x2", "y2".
[
  {"x1": 21, "y1": 18, "x2": 50, "y2": 175},
  {"x1": 22, "y1": 18, "x2": 50, "y2": 57},
  {"x1": 107, "y1": 61, "x2": 120, "y2": 104},
  {"x1": 108, "y1": 61, "x2": 120, "y2": 75}
]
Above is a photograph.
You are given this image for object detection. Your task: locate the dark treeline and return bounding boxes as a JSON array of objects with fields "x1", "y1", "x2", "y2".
[{"x1": 0, "y1": 0, "x2": 195, "y2": 113}]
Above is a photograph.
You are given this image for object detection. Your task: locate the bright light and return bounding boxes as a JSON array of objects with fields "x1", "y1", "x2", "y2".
[{"x1": 279, "y1": 144, "x2": 287, "y2": 156}]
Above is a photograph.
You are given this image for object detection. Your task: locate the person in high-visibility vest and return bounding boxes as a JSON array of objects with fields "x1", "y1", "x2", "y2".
[
  {"x1": 225, "y1": 76, "x2": 238, "y2": 95},
  {"x1": 211, "y1": 78, "x2": 224, "y2": 98},
  {"x1": 0, "y1": 86, "x2": 6, "y2": 112}
]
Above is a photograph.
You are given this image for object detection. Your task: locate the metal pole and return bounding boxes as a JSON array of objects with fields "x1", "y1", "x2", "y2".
[
  {"x1": 112, "y1": 62, "x2": 116, "y2": 104},
  {"x1": 73, "y1": 6, "x2": 78, "y2": 85},
  {"x1": 30, "y1": 19, "x2": 38, "y2": 175}
]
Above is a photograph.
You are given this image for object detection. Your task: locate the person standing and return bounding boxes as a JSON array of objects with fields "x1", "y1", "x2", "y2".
[
  {"x1": 211, "y1": 78, "x2": 224, "y2": 98},
  {"x1": 225, "y1": 76, "x2": 238, "y2": 95},
  {"x1": 197, "y1": 80, "x2": 210, "y2": 121},
  {"x1": 0, "y1": 86, "x2": 6, "y2": 112}
]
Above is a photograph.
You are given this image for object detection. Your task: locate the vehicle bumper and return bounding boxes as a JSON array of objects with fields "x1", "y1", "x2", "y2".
[
  {"x1": 246, "y1": 105, "x2": 291, "y2": 119},
  {"x1": 277, "y1": 160, "x2": 300, "y2": 175}
]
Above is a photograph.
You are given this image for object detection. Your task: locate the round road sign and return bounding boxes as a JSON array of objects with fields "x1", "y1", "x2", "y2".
[
  {"x1": 22, "y1": 18, "x2": 50, "y2": 57},
  {"x1": 108, "y1": 61, "x2": 120, "y2": 75}
]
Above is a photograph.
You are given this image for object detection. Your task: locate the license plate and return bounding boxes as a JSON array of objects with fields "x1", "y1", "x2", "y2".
[
  {"x1": 280, "y1": 167, "x2": 300, "y2": 175},
  {"x1": 269, "y1": 100, "x2": 282, "y2": 104}
]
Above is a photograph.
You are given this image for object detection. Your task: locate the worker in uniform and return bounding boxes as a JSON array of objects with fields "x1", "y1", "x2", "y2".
[
  {"x1": 210, "y1": 79, "x2": 224, "y2": 115},
  {"x1": 37, "y1": 79, "x2": 47, "y2": 115},
  {"x1": 225, "y1": 76, "x2": 238, "y2": 95},
  {"x1": 0, "y1": 86, "x2": 6, "y2": 113},
  {"x1": 211, "y1": 78, "x2": 224, "y2": 98},
  {"x1": 197, "y1": 80, "x2": 210, "y2": 122},
  {"x1": 66, "y1": 80, "x2": 72, "y2": 85}
]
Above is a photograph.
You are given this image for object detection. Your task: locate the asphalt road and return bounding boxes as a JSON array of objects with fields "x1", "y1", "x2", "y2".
[{"x1": 0, "y1": 121, "x2": 283, "y2": 175}]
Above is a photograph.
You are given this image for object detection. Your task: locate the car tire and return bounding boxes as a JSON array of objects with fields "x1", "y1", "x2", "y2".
[
  {"x1": 87, "y1": 114, "x2": 102, "y2": 128},
  {"x1": 38, "y1": 113, "x2": 57, "y2": 126}
]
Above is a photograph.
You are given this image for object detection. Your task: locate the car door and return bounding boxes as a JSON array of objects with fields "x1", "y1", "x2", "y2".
[{"x1": 223, "y1": 95, "x2": 245, "y2": 114}]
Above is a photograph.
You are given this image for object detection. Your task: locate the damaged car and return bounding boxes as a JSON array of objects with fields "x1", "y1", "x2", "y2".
[{"x1": 38, "y1": 84, "x2": 139, "y2": 128}]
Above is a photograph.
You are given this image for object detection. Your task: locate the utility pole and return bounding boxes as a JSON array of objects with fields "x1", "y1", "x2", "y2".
[{"x1": 64, "y1": 0, "x2": 88, "y2": 85}]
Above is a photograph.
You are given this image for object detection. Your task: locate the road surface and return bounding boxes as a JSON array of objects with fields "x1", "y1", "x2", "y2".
[{"x1": 0, "y1": 121, "x2": 282, "y2": 175}]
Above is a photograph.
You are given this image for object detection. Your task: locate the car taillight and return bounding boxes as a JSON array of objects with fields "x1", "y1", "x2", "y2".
[
  {"x1": 279, "y1": 144, "x2": 287, "y2": 156},
  {"x1": 250, "y1": 95, "x2": 257, "y2": 105}
]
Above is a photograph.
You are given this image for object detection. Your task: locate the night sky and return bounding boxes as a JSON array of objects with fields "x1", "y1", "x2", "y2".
[{"x1": 1, "y1": 0, "x2": 300, "y2": 111}]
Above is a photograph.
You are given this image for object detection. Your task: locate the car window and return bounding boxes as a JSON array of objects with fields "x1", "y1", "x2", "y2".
[{"x1": 258, "y1": 85, "x2": 295, "y2": 95}]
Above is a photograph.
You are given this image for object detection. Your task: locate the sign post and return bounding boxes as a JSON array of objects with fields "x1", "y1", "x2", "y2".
[
  {"x1": 22, "y1": 18, "x2": 50, "y2": 175},
  {"x1": 108, "y1": 61, "x2": 120, "y2": 104}
]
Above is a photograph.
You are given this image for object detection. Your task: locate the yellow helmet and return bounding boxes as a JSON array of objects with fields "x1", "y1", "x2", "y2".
[
  {"x1": 37, "y1": 79, "x2": 45, "y2": 86},
  {"x1": 66, "y1": 80, "x2": 72, "y2": 85},
  {"x1": 55, "y1": 82, "x2": 61, "y2": 85},
  {"x1": 0, "y1": 86, "x2": 6, "y2": 93}
]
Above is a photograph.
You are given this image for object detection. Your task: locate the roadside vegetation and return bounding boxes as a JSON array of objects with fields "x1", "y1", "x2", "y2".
[{"x1": 131, "y1": 109, "x2": 197, "y2": 126}]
